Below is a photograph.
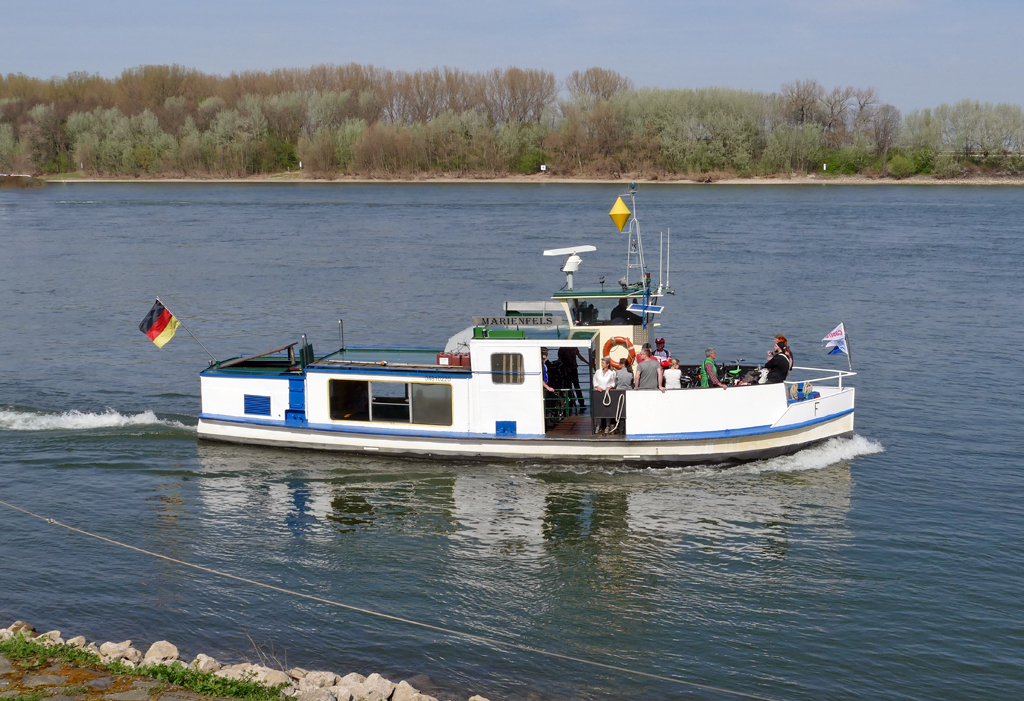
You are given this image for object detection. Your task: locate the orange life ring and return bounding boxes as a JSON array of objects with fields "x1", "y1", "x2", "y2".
[{"x1": 602, "y1": 336, "x2": 636, "y2": 369}]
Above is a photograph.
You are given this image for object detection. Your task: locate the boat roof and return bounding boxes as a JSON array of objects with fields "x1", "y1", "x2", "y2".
[{"x1": 552, "y1": 287, "x2": 663, "y2": 299}]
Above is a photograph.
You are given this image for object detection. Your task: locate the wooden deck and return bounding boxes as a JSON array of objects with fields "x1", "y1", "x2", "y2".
[{"x1": 545, "y1": 415, "x2": 625, "y2": 439}]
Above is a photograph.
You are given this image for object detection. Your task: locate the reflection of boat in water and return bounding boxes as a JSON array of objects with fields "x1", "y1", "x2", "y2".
[
  {"x1": 193, "y1": 442, "x2": 853, "y2": 562},
  {"x1": 197, "y1": 188, "x2": 855, "y2": 465}
]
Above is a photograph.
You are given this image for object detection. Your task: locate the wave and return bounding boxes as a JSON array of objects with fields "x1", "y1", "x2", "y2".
[
  {"x1": 0, "y1": 408, "x2": 192, "y2": 432},
  {"x1": 741, "y1": 434, "x2": 884, "y2": 475}
]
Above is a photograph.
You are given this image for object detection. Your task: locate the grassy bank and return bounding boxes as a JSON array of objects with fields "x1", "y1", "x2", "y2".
[{"x1": 0, "y1": 634, "x2": 284, "y2": 701}]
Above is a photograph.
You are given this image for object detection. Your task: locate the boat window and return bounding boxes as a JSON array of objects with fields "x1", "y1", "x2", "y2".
[
  {"x1": 330, "y1": 379, "x2": 452, "y2": 426},
  {"x1": 329, "y1": 380, "x2": 369, "y2": 421},
  {"x1": 490, "y1": 353, "x2": 524, "y2": 384},
  {"x1": 411, "y1": 383, "x2": 453, "y2": 426},
  {"x1": 370, "y1": 381, "x2": 410, "y2": 423}
]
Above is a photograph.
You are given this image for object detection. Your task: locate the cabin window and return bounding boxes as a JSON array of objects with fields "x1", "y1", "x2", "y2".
[
  {"x1": 411, "y1": 383, "x2": 453, "y2": 426},
  {"x1": 329, "y1": 380, "x2": 370, "y2": 421},
  {"x1": 490, "y1": 353, "x2": 524, "y2": 384},
  {"x1": 370, "y1": 381, "x2": 410, "y2": 423},
  {"x1": 329, "y1": 379, "x2": 452, "y2": 426}
]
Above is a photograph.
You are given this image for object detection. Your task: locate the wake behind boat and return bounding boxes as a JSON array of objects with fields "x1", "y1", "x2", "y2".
[{"x1": 192, "y1": 188, "x2": 855, "y2": 465}]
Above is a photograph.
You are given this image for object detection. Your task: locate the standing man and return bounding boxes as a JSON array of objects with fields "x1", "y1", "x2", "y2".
[
  {"x1": 634, "y1": 348, "x2": 666, "y2": 392},
  {"x1": 558, "y1": 345, "x2": 588, "y2": 413},
  {"x1": 700, "y1": 348, "x2": 727, "y2": 390}
]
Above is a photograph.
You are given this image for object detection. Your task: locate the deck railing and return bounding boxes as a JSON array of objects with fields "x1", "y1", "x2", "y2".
[{"x1": 787, "y1": 366, "x2": 857, "y2": 389}]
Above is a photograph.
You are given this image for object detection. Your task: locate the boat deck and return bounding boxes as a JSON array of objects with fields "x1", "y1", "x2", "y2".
[{"x1": 546, "y1": 415, "x2": 625, "y2": 440}]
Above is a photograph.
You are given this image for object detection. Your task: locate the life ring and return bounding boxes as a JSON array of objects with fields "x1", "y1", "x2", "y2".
[{"x1": 602, "y1": 336, "x2": 636, "y2": 369}]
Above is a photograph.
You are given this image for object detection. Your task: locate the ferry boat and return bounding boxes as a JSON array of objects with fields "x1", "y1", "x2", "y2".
[{"x1": 197, "y1": 189, "x2": 855, "y2": 465}]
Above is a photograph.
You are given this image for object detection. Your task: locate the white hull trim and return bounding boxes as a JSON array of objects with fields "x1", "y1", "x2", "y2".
[{"x1": 197, "y1": 411, "x2": 854, "y2": 465}]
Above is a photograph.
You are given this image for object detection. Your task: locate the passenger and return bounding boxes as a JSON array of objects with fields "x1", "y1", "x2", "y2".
[
  {"x1": 558, "y1": 346, "x2": 588, "y2": 413},
  {"x1": 614, "y1": 358, "x2": 634, "y2": 390},
  {"x1": 634, "y1": 347, "x2": 666, "y2": 392},
  {"x1": 652, "y1": 337, "x2": 671, "y2": 362},
  {"x1": 663, "y1": 358, "x2": 683, "y2": 389},
  {"x1": 610, "y1": 297, "x2": 642, "y2": 325},
  {"x1": 592, "y1": 356, "x2": 616, "y2": 434},
  {"x1": 541, "y1": 348, "x2": 554, "y2": 392},
  {"x1": 612, "y1": 360, "x2": 633, "y2": 434},
  {"x1": 764, "y1": 335, "x2": 794, "y2": 384},
  {"x1": 700, "y1": 348, "x2": 728, "y2": 390},
  {"x1": 541, "y1": 348, "x2": 556, "y2": 428}
]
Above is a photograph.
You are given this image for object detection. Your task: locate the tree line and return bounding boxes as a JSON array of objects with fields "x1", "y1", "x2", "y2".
[{"x1": 1, "y1": 64, "x2": 1022, "y2": 179}]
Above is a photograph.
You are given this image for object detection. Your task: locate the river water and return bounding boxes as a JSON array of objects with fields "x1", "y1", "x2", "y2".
[{"x1": 0, "y1": 183, "x2": 1021, "y2": 700}]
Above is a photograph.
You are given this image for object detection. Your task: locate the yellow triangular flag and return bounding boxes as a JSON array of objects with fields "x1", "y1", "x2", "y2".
[{"x1": 609, "y1": 196, "x2": 631, "y2": 232}]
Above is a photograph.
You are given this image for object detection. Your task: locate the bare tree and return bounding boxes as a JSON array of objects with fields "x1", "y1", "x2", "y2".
[
  {"x1": 820, "y1": 85, "x2": 854, "y2": 147},
  {"x1": 781, "y1": 79, "x2": 824, "y2": 126},
  {"x1": 566, "y1": 68, "x2": 634, "y2": 101},
  {"x1": 872, "y1": 104, "x2": 901, "y2": 157},
  {"x1": 485, "y1": 68, "x2": 557, "y2": 123}
]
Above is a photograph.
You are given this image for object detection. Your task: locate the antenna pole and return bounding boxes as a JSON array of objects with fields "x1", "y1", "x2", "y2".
[
  {"x1": 667, "y1": 228, "x2": 671, "y2": 290},
  {"x1": 156, "y1": 297, "x2": 217, "y2": 365}
]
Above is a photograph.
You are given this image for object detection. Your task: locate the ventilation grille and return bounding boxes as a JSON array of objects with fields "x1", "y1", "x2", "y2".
[{"x1": 244, "y1": 394, "x2": 271, "y2": 416}]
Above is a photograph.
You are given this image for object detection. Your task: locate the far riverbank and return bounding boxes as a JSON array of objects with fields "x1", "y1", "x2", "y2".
[{"x1": 33, "y1": 172, "x2": 1024, "y2": 186}]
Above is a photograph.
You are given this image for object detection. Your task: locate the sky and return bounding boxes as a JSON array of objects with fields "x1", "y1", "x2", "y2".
[{"x1": 3, "y1": 0, "x2": 1023, "y2": 110}]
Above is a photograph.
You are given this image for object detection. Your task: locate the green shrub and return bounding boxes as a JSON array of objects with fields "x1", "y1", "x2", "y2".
[
  {"x1": 911, "y1": 148, "x2": 935, "y2": 174},
  {"x1": 888, "y1": 155, "x2": 915, "y2": 179},
  {"x1": 517, "y1": 147, "x2": 548, "y2": 174},
  {"x1": 934, "y1": 154, "x2": 962, "y2": 179}
]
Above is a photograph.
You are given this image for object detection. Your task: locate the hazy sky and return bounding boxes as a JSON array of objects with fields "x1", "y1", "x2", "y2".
[{"x1": 3, "y1": 0, "x2": 1022, "y2": 110}]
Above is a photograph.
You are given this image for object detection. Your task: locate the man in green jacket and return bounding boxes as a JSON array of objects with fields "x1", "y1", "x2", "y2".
[{"x1": 700, "y1": 348, "x2": 727, "y2": 390}]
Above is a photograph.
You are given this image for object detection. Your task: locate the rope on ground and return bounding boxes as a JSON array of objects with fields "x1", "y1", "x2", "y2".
[{"x1": 0, "y1": 497, "x2": 784, "y2": 701}]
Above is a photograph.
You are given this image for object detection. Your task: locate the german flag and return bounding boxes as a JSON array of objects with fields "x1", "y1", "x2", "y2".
[{"x1": 139, "y1": 300, "x2": 180, "y2": 348}]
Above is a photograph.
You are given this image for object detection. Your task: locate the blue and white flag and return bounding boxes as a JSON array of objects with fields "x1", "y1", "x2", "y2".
[{"x1": 822, "y1": 322, "x2": 848, "y2": 355}]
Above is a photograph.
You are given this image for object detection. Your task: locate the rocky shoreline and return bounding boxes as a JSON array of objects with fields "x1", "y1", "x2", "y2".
[{"x1": 0, "y1": 622, "x2": 489, "y2": 701}]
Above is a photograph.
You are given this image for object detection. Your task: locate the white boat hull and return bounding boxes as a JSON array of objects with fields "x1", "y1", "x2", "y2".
[{"x1": 197, "y1": 409, "x2": 854, "y2": 466}]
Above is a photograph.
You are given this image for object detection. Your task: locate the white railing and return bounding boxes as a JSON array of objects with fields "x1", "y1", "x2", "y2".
[{"x1": 787, "y1": 366, "x2": 856, "y2": 389}]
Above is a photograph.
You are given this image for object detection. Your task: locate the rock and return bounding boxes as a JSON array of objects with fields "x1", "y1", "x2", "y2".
[
  {"x1": 286, "y1": 668, "x2": 308, "y2": 680},
  {"x1": 363, "y1": 673, "x2": 395, "y2": 701},
  {"x1": 336, "y1": 684, "x2": 367, "y2": 701},
  {"x1": 296, "y1": 689, "x2": 335, "y2": 701},
  {"x1": 42, "y1": 631, "x2": 63, "y2": 644},
  {"x1": 280, "y1": 687, "x2": 299, "y2": 697},
  {"x1": 325, "y1": 687, "x2": 353, "y2": 701},
  {"x1": 7, "y1": 621, "x2": 35, "y2": 634},
  {"x1": 22, "y1": 674, "x2": 67, "y2": 687},
  {"x1": 99, "y1": 641, "x2": 131, "y2": 660},
  {"x1": 0, "y1": 654, "x2": 13, "y2": 675},
  {"x1": 86, "y1": 642, "x2": 104, "y2": 660},
  {"x1": 143, "y1": 641, "x2": 179, "y2": 666},
  {"x1": 0, "y1": 631, "x2": 11, "y2": 642},
  {"x1": 468, "y1": 696, "x2": 490, "y2": 701},
  {"x1": 66, "y1": 636, "x2": 86, "y2": 649},
  {"x1": 256, "y1": 668, "x2": 291, "y2": 688},
  {"x1": 85, "y1": 677, "x2": 114, "y2": 690},
  {"x1": 299, "y1": 671, "x2": 341, "y2": 691},
  {"x1": 338, "y1": 673, "x2": 366, "y2": 686},
  {"x1": 129, "y1": 681, "x2": 160, "y2": 691},
  {"x1": 392, "y1": 681, "x2": 420, "y2": 701},
  {"x1": 411, "y1": 695, "x2": 438, "y2": 701},
  {"x1": 214, "y1": 663, "x2": 258, "y2": 681},
  {"x1": 189, "y1": 654, "x2": 221, "y2": 674},
  {"x1": 105, "y1": 691, "x2": 150, "y2": 701},
  {"x1": 121, "y1": 659, "x2": 136, "y2": 669}
]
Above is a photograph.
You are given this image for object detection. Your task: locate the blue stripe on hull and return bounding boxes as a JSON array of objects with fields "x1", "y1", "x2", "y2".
[{"x1": 198, "y1": 408, "x2": 853, "y2": 442}]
